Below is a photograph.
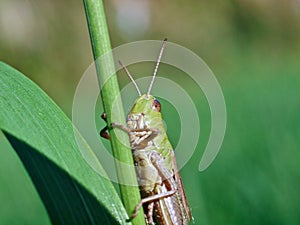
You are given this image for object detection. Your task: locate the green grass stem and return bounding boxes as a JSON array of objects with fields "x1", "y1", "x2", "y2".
[{"x1": 83, "y1": 0, "x2": 146, "y2": 224}]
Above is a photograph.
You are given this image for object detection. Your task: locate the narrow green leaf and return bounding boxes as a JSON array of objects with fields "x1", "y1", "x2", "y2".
[{"x1": 0, "y1": 62, "x2": 128, "y2": 224}]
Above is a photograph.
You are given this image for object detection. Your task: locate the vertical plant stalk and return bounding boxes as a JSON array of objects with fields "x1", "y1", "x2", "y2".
[{"x1": 83, "y1": 0, "x2": 145, "y2": 224}]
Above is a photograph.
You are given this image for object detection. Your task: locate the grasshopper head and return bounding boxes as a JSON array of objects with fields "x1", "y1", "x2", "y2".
[
  {"x1": 130, "y1": 94, "x2": 161, "y2": 116},
  {"x1": 127, "y1": 94, "x2": 164, "y2": 132}
]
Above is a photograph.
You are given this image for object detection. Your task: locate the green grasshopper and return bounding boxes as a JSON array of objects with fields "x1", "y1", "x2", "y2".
[{"x1": 100, "y1": 38, "x2": 191, "y2": 225}]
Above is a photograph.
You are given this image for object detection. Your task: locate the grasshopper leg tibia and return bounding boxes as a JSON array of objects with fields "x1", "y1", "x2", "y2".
[
  {"x1": 130, "y1": 189, "x2": 177, "y2": 219},
  {"x1": 111, "y1": 122, "x2": 132, "y2": 133}
]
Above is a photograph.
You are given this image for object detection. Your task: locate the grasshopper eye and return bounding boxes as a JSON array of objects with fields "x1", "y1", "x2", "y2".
[{"x1": 152, "y1": 99, "x2": 161, "y2": 112}]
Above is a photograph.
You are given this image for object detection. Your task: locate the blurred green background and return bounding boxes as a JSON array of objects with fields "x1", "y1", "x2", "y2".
[{"x1": 1, "y1": 0, "x2": 300, "y2": 224}]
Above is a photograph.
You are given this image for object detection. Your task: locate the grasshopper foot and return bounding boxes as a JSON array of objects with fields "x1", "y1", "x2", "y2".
[{"x1": 100, "y1": 112, "x2": 110, "y2": 140}]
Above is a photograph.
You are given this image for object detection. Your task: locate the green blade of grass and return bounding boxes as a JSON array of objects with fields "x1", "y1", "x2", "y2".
[
  {"x1": 83, "y1": 0, "x2": 145, "y2": 224},
  {"x1": 0, "y1": 62, "x2": 128, "y2": 224}
]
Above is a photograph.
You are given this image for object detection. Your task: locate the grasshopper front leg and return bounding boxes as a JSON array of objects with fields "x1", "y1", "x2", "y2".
[
  {"x1": 111, "y1": 122, "x2": 159, "y2": 149},
  {"x1": 99, "y1": 114, "x2": 133, "y2": 139},
  {"x1": 100, "y1": 112, "x2": 159, "y2": 142}
]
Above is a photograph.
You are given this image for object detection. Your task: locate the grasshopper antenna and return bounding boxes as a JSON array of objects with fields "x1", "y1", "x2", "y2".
[
  {"x1": 147, "y1": 38, "x2": 168, "y2": 97},
  {"x1": 118, "y1": 60, "x2": 142, "y2": 96}
]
